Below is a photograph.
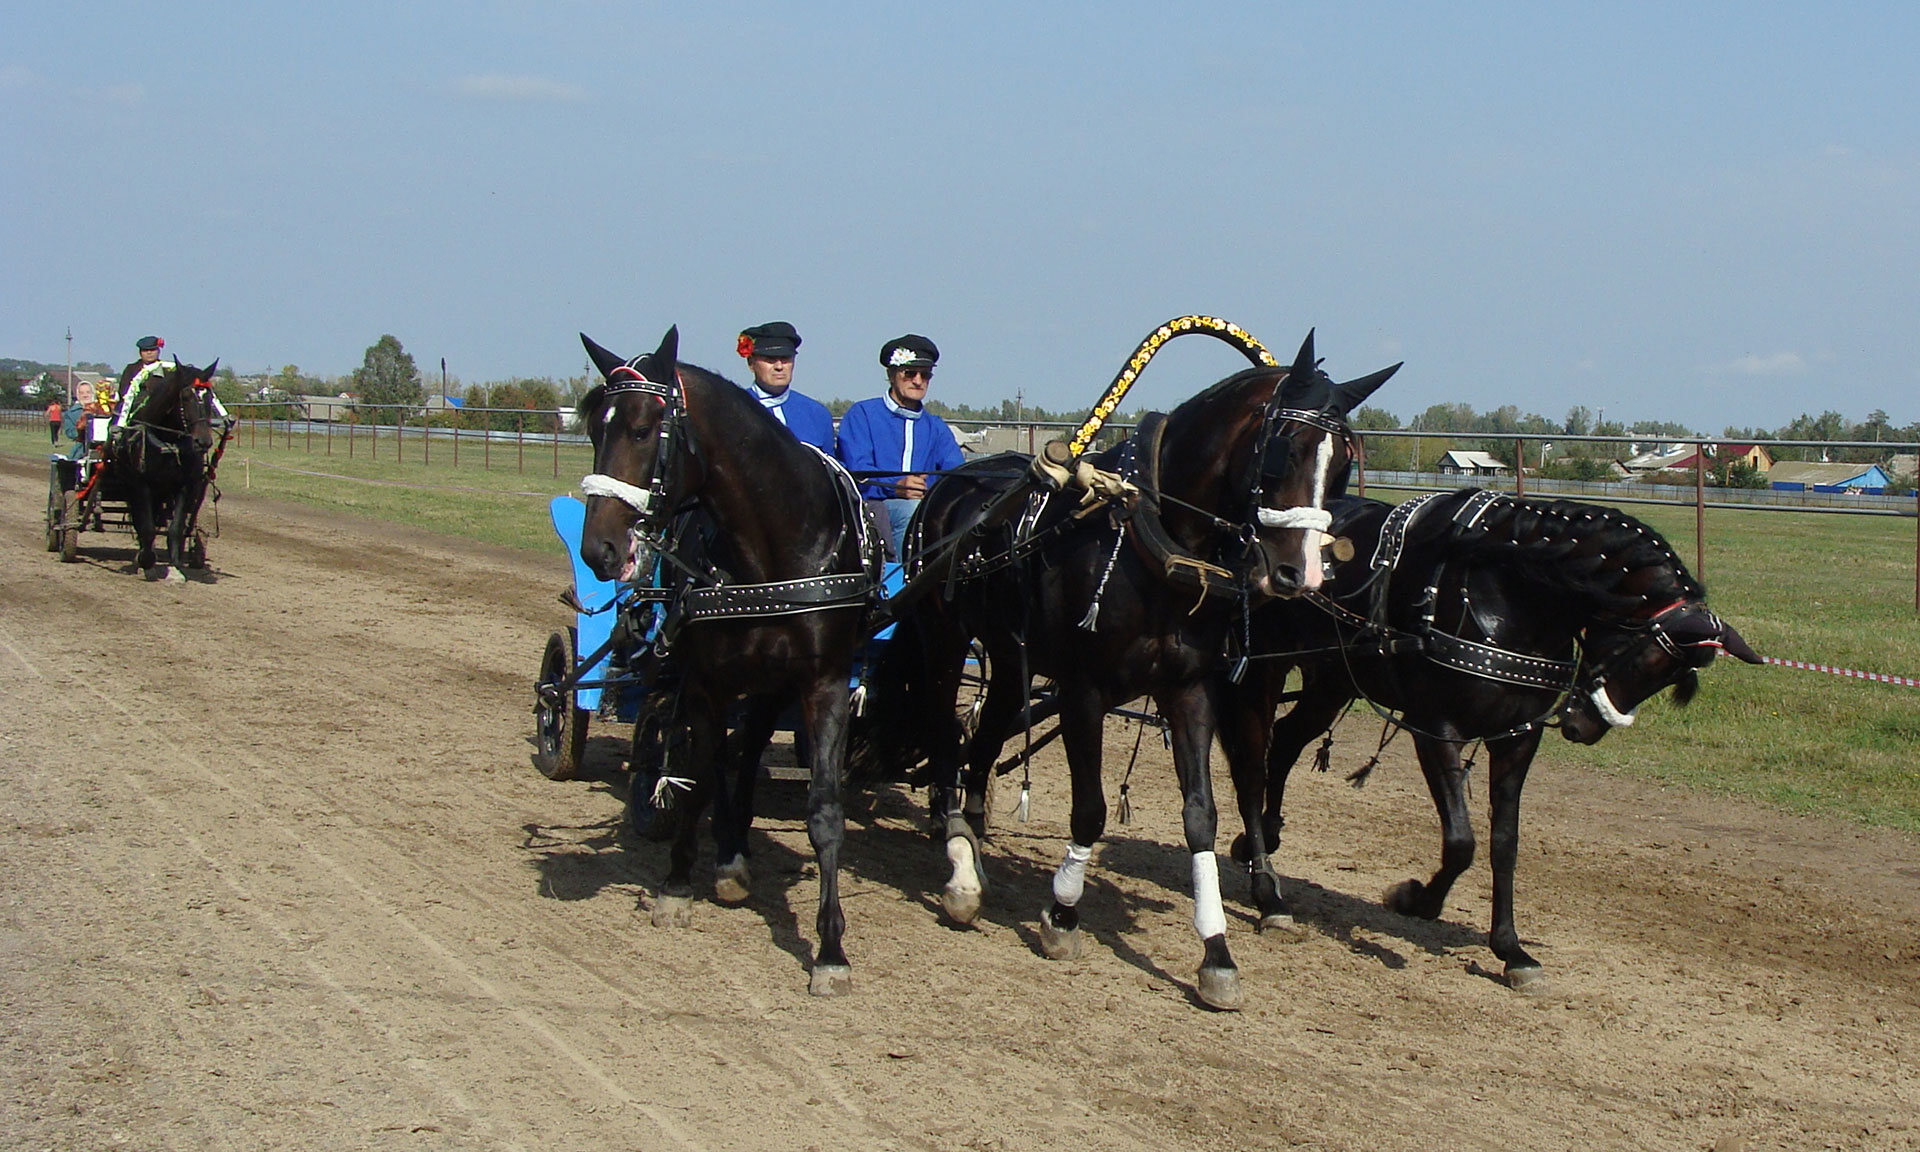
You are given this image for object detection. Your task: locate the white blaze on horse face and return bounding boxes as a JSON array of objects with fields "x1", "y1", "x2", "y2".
[
  {"x1": 1192, "y1": 851, "x2": 1227, "y2": 940},
  {"x1": 1052, "y1": 842, "x2": 1094, "y2": 907}
]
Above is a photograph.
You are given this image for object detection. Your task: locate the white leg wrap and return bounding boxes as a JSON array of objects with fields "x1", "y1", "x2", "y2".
[
  {"x1": 1192, "y1": 851, "x2": 1227, "y2": 940},
  {"x1": 1591, "y1": 685, "x2": 1637, "y2": 727},
  {"x1": 946, "y1": 836, "x2": 981, "y2": 896},
  {"x1": 1051, "y1": 842, "x2": 1094, "y2": 907}
]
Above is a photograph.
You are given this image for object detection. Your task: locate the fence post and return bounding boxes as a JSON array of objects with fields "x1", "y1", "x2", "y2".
[
  {"x1": 325, "y1": 410, "x2": 332, "y2": 456},
  {"x1": 552, "y1": 415, "x2": 560, "y2": 478},
  {"x1": 1514, "y1": 437, "x2": 1525, "y2": 497},
  {"x1": 484, "y1": 417, "x2": 491, "y2": 470},
  {"x1": 452, "y1": 421, "x2": 459, "y2": 468},
  {"x1": 1695, "y1": 441, "x2": 1707, "y2": 581},
  {"x1": 1355, "y1": 432, "x2": 1367, "y2": 498},
  {"x1": 518, "y1": 415, "x2": 525, "y2": 474}
]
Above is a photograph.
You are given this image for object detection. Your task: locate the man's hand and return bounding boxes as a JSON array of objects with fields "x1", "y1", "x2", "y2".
[{"x1": 895, "y1": 473, "x2": 929, "y2": 499}]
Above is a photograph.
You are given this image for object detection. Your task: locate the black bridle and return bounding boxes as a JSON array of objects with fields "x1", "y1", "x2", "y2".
[{"x1": 581, "y1": 360, "x2": 686, "y2": 534}]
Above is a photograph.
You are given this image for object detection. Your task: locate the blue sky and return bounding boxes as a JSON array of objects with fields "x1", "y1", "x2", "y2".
[{"x1": 6, "y1": 3, "x2": 1916, "y2": 433}]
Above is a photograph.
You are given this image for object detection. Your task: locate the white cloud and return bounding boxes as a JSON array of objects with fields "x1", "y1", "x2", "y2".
[
  {"x1": 1711, "y1": 351, "x2": 1805, "y2": 377},
  {"x1": 454, "y1": 74, "x2": 587, "y2": 102}
]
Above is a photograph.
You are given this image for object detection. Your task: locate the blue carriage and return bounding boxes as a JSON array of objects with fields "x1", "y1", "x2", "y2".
[{"x1": 531, "y1": 495, "x2": 913, "y2": 787}]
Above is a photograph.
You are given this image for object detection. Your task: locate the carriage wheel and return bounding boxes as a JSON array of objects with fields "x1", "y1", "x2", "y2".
[
  {"x1": 58, "y1": 493, "x2": 79, "y2": 563},
  {"x1": 45, "y1": 475, "x2": 61, "y2": 552},
  {"x1": 624, "y1": 702, "x2": 684, "y2": 844},
  {"x1": 532, "y1": 628, "x2": 589, "y2": 781},
  {"x1": 957, "y1": 638, "x2": 991, "y2": 741}
]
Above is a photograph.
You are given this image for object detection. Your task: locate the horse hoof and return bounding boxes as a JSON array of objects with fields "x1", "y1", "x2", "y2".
[
  {"x1": 1384, "y1": 878, "x2": 1426, "y2": 915},
  {"x1": 649, "y1": 893, "x2": 695, "y2": 928},
  {"x1": 940, "y1": 833, "x2": 985, "y2": 924},
  {"x1": 809, "y1": 964, "x2": 852, "y2": 997},
  {"x1": 1258, "y1": 913, "x2": 1307, "y2": 940},
  {"x1": 1505, "y1": 964, "x2": 1549, "y2": 994},
  {"x1": 1196, "y1": 965, "x2": 1244, "y2": 1011},
  {"x1": 1038, "y1": 911, "x2": 1084, "y2": 961},
  {"x1": 713, "y1": 860, "x2": 752, "y2": 905}
]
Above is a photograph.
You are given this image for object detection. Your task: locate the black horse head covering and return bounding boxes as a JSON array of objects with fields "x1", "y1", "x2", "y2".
[
  {"x1": 580, "y1": 326, "x2": 679, "y2": 400},
  {"x1": 1275, "y1": 329, "x2": 1401, "y2": 418}
]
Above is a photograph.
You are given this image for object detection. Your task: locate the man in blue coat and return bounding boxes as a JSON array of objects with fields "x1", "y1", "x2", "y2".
[
  {"x1": 736, "y1": 321, "x2": 834, "y2": 453},
  {"x1": 835, "y1": 333, "x2": 965, "y2": 558}
]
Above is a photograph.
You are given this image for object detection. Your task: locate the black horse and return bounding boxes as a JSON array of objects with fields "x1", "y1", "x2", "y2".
[
  {"x1": 862, "y1": 332, "x2": 1396, "y2": 1010},
  {"x1": 1224, "y1": 489, "x2": 1762, "y2": 989},
  {"x1": 577, "y1": 326, "x2": 878, "y2": 997},
  {"x1": 111, "y1": 359, "x2": 221, "y2": 580}
]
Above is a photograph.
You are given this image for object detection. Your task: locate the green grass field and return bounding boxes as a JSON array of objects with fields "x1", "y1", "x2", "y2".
[{"x1": 8, "y1": 421, "x2": 1917, "y2": 833}]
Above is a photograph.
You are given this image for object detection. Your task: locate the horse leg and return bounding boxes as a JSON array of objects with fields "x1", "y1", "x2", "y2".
[
  {"x1": 1038, "y1": 682, "x2": 1107, "y2": 964},
  {"x1": 1160, "y1": 679, "x2": 1242, "y2": 1011},
  {"x1": 1221, "y1": 667, "x2": 1299, "y2": 937},
  {"x1": 161, "y1": 489, "x2": 189, "y2": 582},
  {"x1": 1486, "y1": 729, "x2": 1547, "y2": 991},
  {"x1": 1248, "y1": 671, "x2": 1353, "y2": 936},
  {"x1": 1386, "y1": 733, "x2": 1475, "y2": 920},
  {"x1": 650, "y1": 685, "x2": 720, "y2": 928},
  {"x1": 941, "y1": 631, "x2": 1024, "y2": 924},
  {"x1": 711, "y1": 694, "x2": 782, "y2": 906},
  {"x1": 801, "y1": 673, "x2": 853, "y2": 996},
  {"x1": 129, "y1": 487, "x2": 158, "y2": 574}
]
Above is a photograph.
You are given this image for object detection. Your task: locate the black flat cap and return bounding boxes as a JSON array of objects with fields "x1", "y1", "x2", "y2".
[
  {"x1": 738, "y1": 321, "x2": 800, "y2": 359},
  {"x1": 136, "y1": 335, "x2": 163, "y2": 351},
  {"x1": 880, "y1": 334, "x2": 938, "y2": 370}
]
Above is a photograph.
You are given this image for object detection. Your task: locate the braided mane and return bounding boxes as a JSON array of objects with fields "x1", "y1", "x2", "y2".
[{"x1": 1453, "y1": 497, "x2": 1702, "y2": 615}]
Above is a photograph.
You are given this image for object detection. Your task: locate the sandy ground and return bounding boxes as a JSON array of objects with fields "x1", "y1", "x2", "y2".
[{"x1": 2, "y1": 454, "x2": 1917, "y2": 1152}]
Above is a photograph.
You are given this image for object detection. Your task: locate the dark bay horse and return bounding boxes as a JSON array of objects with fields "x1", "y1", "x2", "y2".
[
  {"x1": 862, "y1": 333, "x2": 1397, "y2": 1009},
  {"x1": 1225, "y1": 489, "x2": 1761, "y2": 989},
  {"x1": 112, "y1": 359, "x2": 220, "y2": 580},
  {"x1": 577, "y1": 326, "x2": 878, "y2": 997}
]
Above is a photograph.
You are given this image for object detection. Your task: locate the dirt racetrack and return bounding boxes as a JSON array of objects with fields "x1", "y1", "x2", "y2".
[{"x1": 2, "y1": 454, "x2": 1917, "y2": 1152}]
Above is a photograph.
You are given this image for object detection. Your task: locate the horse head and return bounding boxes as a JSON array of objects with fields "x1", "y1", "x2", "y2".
[
  {"x1": 1559, "y1": 601, "x2": 1761, "y2": 744},
  {"x1": 1241, "y1": 330, "x2": 1398, "y2": 598},
  {"x1": 577, "y1": 326, "x2": 685, "y2": 583},
  {"x1": 175, "y1": 359, "x2": 221, "y2": 452}
]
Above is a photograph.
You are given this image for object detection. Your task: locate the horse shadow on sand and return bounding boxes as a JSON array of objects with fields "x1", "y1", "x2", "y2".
[{"x1": 521, "y1": 756, "x2": 1505, "y2": 996}]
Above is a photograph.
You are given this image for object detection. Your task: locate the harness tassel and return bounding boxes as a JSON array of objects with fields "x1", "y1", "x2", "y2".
[
  {"x1": 1312, "y1": 733, "x2": 1334, "y2": 774},
  {"x1": 1015, "y1": 783, "x2": 1031, "y2": 823},
  {"x1": 1115, "y1": 782, "x2": 1132, "y2": 826}
]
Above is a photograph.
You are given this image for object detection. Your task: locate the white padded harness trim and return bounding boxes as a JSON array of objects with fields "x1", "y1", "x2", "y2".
[
  {"x1": 1590, "y1": 685, "x2": 1637, "y2": 728},
  {"x1": 1256, "y1": 506, "x2": 1333, "y2": 530},
  {"x1": 581, "y1": 473, "x2": 654, "y2": 513}
]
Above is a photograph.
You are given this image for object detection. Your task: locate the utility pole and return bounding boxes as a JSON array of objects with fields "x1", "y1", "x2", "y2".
[{"x1": 65, "y1": 327, "x2": 73, "y2": 403}]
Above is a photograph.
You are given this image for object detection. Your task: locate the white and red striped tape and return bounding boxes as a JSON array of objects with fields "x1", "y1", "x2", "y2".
[{"x1": 1763, "y1": 656, "x2": 1920, "y2": 689}]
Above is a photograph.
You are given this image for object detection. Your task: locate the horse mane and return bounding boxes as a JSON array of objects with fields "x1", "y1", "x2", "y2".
[{"x1": 1451, "y1": 496, "x2": 1703, "y2": 615}]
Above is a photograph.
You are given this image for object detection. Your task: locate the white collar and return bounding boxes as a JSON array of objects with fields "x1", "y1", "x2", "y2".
[
  {"x1": 882, "y1": 391, "x2": 923, "y2": 420},
  {"x1": 749, "y1": 382, "x2": 790, "y2": 408}
]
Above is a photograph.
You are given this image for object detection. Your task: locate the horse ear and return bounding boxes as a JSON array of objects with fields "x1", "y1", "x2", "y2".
[
  {"x1": 1288, "y1": 329, "x2": 1317, "y2": 379},
  {"x1": 654, "y1": 325, "x2": 679, "y2": 367},
  {"x1": 204, "y1": 358, "x2": 219, "y2": 379},
  {"x1": 580, "y1": 333, "x2": 626, "y2": 379},
  {"x1": 1717, "y1": 619, "x2": 1765, "y2": 664},
  {"x1": 1330, "y1": 362, "x2": 1401, "y2": 415}
]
